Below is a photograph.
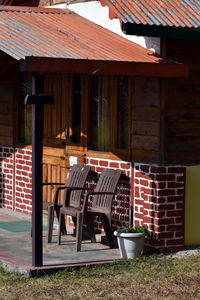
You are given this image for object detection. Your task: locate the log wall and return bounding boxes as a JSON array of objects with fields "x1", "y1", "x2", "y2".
[
  {"x1": 165, "y1": 39, "x2": 200, "y2": 165},
  {"x1": 0, "y1": 53, "x2": 17, "y2": 147},
  {"x1": 131, "y1": 77, "x2": 161, "y2": 164}
]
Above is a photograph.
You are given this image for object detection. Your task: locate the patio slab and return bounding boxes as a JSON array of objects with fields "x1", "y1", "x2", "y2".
[{"x1": 0, "y1": 208, "x2": 121, "y2": 277}]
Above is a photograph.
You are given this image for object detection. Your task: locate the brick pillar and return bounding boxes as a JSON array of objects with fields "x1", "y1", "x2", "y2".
[{"x1": 134, "y1": 163, "x2": 185, "y2": 253}]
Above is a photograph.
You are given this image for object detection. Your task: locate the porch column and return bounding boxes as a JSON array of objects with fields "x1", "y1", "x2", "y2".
[{"x1": 25, "y1": 73, "x2": 53, "y2": 267}]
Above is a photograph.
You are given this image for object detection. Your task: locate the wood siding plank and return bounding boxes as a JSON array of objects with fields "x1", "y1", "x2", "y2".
[
  {"x1": 132, "y1": 135, "x2": 159, "y2": 151},
  {"x1": 131, "y1": 77, "x2": 161, "y2": 164},
  {"x1": 132, "y1": 107, "x2": 159, "y2": 121},
  {"x1": 42, "y1": 152, "x2": 69, "y2": 206},
  {"x1": 131, "y1": 120, "x2": 159, "y2": 136},
  {"x1": 132, "y1": 92, "x2": 159, "y2": 107},
  {"x1": 0, "y1": 82, "x2": 14, "y2": 146},
  {"x1": 132, "y1": 149, "x2": 159, "y2": 164},
  {"x1": 167, "y1": 151, "x2": 200, "y2": 165},
  {"x1": 168, "y1": 122, "x2": 200, "y2": 137},
  {"x1": 167, "y1": 137, "x2": 200, "y2": 152}
]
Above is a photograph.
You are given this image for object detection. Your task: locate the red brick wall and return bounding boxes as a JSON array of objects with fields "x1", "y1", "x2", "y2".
[
  {"x1": 0, "y1": 147, "x2": 14, "y2": 209},
  {"x1": 0, "y1": 145, "x2": 187, "y2": 253},
  {"x1": 85, "y1": 157, "x2": 131, "y2": 233},
  {"x1": 15, "y1": 148, "x2": 32, "y2": 215},
  {"x1": 0, "y1": 146, "x2": 32, "y2": 215},
  {"x1": 134, "y1": 163, "x2": 185, "y2": 253}
]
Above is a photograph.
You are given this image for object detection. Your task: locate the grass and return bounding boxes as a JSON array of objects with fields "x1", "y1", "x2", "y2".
[{"x1": 1, "y1": 254, "x2": 200, "y2": 299}]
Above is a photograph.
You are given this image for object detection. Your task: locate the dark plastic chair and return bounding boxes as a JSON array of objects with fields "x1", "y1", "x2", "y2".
[
  {"x1": 58, "y1": 168, "x2": 122, "y2": 251},
  {"x1": 43, "y1": 164, "x2": 90, "y2": 243}
]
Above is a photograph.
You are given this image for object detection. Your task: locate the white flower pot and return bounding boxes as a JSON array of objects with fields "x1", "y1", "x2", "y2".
[{"x1": 114, "y1": 231, "x2": 145, "y2": 259}]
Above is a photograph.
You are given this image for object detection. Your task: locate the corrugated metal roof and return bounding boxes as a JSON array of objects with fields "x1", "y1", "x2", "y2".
[
  {"x1": 0, "y1": 5, "x2": 164, "y2": 62},
  {"x1": 0, "y1": 0, "x2": 13, "y2": 4},
  {"x1": 101, "y1": 0, "x2": 200, "y2": 28}
]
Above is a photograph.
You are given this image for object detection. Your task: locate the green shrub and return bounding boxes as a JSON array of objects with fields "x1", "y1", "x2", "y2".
[{"x1": 120, "y1": 225, "x2": 148, "y2": 235}]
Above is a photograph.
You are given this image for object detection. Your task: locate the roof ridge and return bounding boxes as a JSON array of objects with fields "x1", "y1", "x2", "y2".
[{"x1": 0, "y1": 5, "x2": 71, "y2": 14}]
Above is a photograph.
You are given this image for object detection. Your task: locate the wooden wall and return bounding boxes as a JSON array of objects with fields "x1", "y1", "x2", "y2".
[
  {"x1": 0, "y1": 52, "x2": 17, "y2": 147},
  {"x1": 42, "y1": 147, "x2": 85, "y2": 204},
  {"x1": 0, "y1": 84, "x2": 14, "y2": 147},
  {"x1": 43, "y1": 149, "x2": 69, "y2": 205},
  {"x1": 131, "y1": 77, "x2": 161, "y2": 164},
  {"x1": 42, "y1": 74, "x2": 162, "y2": 165},
  {"x1": 165, "y1": 39, "x2": 200, "y2": 165}
]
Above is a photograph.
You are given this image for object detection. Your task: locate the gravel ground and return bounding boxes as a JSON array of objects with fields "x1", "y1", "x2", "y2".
[{"x1": 162, "y1": 245, "x2": 200, "y2": 259}]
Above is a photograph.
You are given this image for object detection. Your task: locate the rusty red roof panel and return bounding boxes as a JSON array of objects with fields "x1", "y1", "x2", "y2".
[
  {"x1": 0, "y1": 5, "x2": 165, "y2": 62},
  {"x1": 0, "y1": 0, "x2": 13, "y2": 4},
  {"x1": 101, "y1": 0, "x2": 200, "y2": 28}
]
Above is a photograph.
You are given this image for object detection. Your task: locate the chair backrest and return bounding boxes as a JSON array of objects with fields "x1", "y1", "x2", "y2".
[
  {"x1": 64, "y1": 165, "x2": 90, "y2": 208},
  {"x1": 91, "y1": 168, "x2": 122, "y2": 212}
]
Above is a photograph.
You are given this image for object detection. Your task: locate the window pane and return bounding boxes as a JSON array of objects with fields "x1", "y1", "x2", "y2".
[
  {"x1": 117, "y1": 76, "x2": 128, "y2": 149},
  {"x1": 90, "y1": 76, "x2": 110, "y2": 152},
  {"x1": 71, "y1": 76, "x2": 81, "y2": 144},
  {"x1": 20, "y1": 73, "x2": 32, "y2": 144}
]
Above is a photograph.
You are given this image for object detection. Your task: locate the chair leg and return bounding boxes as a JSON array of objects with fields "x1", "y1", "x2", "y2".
[
  {"x1": 61, "y1": 214, "x2": 67, "y2": 236},
  {"x1": 76, "y1": 212, "x2": 84, "y2": 252},
  {"x1": 102, "y1": 215, "x2": 114, "y2": 248},
  {"x1": 57, "y1": 212, "x2": 64, "y2": 245},
  {"x1": 72, "y1": 216, "x2": 77, "y2": 229},
  {"x1": 47, "y1": 205, "x2": 54, "y2": 243},
  {"x1": 56, "y1": 206, "x2": 67, "y2": 235},
  {"x1": 85, "y1": 214, "x2": 96, "y2": 243}
]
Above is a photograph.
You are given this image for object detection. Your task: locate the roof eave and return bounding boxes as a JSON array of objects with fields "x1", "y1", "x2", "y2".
[
  {"x1": 22, "y1": 57, "x2": 189, "y2": 78},
  {"x1": 122, "y1": 22, "x2": 200, "y2": 41}
]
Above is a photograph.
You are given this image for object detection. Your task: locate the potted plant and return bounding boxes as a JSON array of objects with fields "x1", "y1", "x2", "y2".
[{"x1": 114, "y1": 225, "x2": 148, "y2": 259}]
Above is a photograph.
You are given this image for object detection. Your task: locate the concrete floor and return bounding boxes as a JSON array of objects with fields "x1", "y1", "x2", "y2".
[{"x1": 0, "y1": 208, "x2": 121, "y2": 276}]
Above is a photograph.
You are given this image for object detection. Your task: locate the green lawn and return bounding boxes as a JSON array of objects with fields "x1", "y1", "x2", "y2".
[{"x1": 1, "y1": 255, "x2": 200, "y2": 299}]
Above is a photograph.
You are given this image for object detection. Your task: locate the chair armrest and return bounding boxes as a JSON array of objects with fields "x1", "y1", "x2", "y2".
[
  {"x1": 61, "y1": 187, "x2": 92, "y2": 191},
  {"x1": 43, "y1": 182, "x2": 65, "y2": 186},
  {"x1": 55, "y1": 186, "x2": 93, "y2": 194},
  {"x1": 82, "y1": 191, "x2": 116, "y2": 212},
  {"x1": 53, "y1": 186, "x2": 87, "y2": 207},
  {"x1": 86, "y1": 191, "x2": 116, "y2": 196},
  {"x1": 61, "y1": 187, "x2": 94, "y2": 207}
]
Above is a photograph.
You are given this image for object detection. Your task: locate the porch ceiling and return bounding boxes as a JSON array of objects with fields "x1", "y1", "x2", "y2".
[{"x1": 0, "y1": 6, "x2": 188, "y2": 77}]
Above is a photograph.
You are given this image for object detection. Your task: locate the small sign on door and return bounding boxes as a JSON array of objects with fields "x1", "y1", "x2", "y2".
[{"x1": 69, "y1": 156, "x2": 77, "y2": 166}]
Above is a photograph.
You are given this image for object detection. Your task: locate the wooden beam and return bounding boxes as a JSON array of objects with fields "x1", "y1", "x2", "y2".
[{"x1": 23, "y1": 57, "x2": 189, "y2": 78}]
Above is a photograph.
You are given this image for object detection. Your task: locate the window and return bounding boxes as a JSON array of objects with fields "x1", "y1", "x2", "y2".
[
  {"x1": 71, "y1": 76, "x2": 81, "y2": 144},
  {"x1": 89, "y1": 76, "x2": 111, "y2": 152},
  {"x1": 88, "y1": 75, "x2": 129, "y2": 155},
  {"x1": 19, "y1": 73, "x2": 32, "y2": 144},
  {"x1": 117, "y1": 76, "x2": 128, "y2": 149}
]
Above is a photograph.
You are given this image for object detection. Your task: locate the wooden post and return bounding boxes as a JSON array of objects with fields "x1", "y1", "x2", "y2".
[{"x1": 25, "y1": 73, "x2": 53, "y2": 267}]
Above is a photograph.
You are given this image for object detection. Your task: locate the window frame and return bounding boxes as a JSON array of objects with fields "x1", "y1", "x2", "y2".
[{"x1": 86, "y1": 75, "x2": 131, "y2": 161}]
